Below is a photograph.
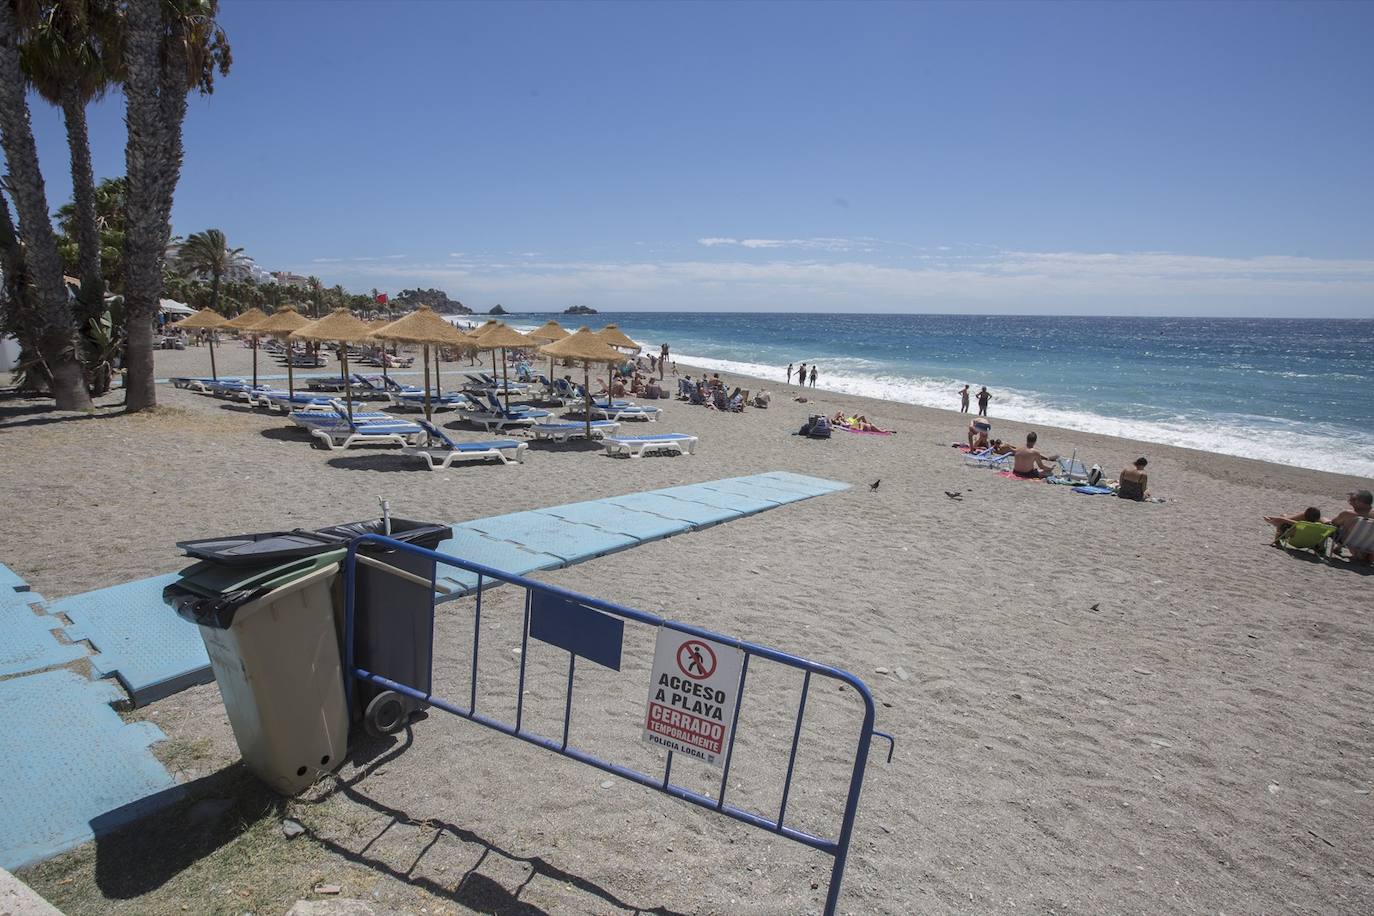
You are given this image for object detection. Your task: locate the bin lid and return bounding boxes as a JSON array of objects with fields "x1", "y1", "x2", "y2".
[
  {"x1": 175, "y1": 550, "x2": 345, "y2": 597},
  {"x1": 176, "y1": 530, "x2": 349, "y2": 567}
]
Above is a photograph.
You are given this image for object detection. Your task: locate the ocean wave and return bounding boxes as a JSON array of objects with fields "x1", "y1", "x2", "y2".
[{"x1": 672, "y1": 350, "x2": 1374, "y2": 477}]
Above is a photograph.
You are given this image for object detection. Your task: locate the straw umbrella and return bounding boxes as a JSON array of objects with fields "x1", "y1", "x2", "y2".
[
  {"x1": 253, "y1": 306, "x2": 312, "y2": 397},
  {"x1": 472, "y1": 323, "x2": 536, "y2": 412},
  {"x1": 596, "y1": 324, "x2": 641, "y2": 400},
  {"x1": 526, "y1": 320, "x2": 570, "y2": 387},
  {"x1": 539, "y1": 328, "x2": 627, "y2": 439},
  {"x1": 288, "y1": 309, "x2": 375, "y2": 423},
  {"x1": 374, "y1": 307, "x2": 467, "y2": 422},
  {"x1": 467, "y1": 320, "x2": 506, "y2": 377},
  {"x1": 170, "y1": 308, "x2": 230, "y2": 380},
  {"x1": 222, "y1": 307, "x2": 270, "y2": 388}
]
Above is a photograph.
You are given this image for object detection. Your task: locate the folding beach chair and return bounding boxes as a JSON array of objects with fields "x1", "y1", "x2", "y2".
[{"x1": 1275, "y1": 521, "x2": 1338, "y2": 557}]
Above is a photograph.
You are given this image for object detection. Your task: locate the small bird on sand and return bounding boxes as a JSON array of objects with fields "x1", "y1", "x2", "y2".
[
  {"x1": 944, "y1": 490, "x2": 963, "y2": 501},
  {"x1": 869, "y1": 480, "x2": 881, "y2": 491}
]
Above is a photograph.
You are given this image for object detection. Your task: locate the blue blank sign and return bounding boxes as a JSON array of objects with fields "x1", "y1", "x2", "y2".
[{"x1": 529, "y1": 591, "x2": 624, "y2": 671}]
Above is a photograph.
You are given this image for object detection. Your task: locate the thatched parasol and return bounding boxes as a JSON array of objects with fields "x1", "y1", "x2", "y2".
[
  {"x1": 170, "y1": 308, "x2": 230, "y2": 380},
  {"x1": 596, "y1": 324, "x2": 640, "y2": 399},
  {"x1": 223, "y1": 308, "x2": 271, "y2": 387},
  {"x1": 374, "y1": 307, "x2": 467, "y2": 421},
  {"x1": 539, "y1": 327, "x2": 625, "y2": 438},
  {"x1": 472, "y1": 323, "x2": 535, "y2": 412},
  {"x1": 289, "y1": 309, "x2": 374, "y2": 422},
  {"x1": 526, "y1": 320, "x2": 570, "y2": 389},
  {"x1": 254, "y1": 306, "x2": 312, "y2": 396}
]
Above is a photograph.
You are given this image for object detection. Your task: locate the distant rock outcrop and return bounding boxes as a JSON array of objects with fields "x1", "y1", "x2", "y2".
[
  {"x1": 395, "y1": 288, "x2": 470, "y2": 314},
  {"x1": 563, "y1": 304, "x2": 598, "y2": 315},
  {"x1": 488, "y1": 304, "x2": 508, "y2": 315}
]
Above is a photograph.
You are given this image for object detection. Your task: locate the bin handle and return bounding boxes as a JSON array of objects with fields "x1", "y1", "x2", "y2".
[{"x1": 356, "y1": 553, "x2": 453, "y2": 595}]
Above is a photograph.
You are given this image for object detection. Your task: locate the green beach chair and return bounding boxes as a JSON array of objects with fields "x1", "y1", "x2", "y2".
[{"x1": 1274, "y1": 521, "x2": 1337, "y2": 556}]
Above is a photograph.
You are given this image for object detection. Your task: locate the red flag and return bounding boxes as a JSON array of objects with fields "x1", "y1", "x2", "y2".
[{"x1": 375, "y1": 293, "x2": 388, "y2": 305}]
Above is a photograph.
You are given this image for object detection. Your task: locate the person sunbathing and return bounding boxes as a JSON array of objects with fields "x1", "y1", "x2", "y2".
[
  {"x1": 989, "y1": 438, "x2": 1015, "y2": 455},
  {"x1": 1263, "y1": 507, "x2": 1325, "y2": 544},
  {"x1": 1330, "y1": 489, "x2": 1373, "y2": 562},
  {"x1": 1011, "y1": 431, "x2": 1058, "y2": 478}
]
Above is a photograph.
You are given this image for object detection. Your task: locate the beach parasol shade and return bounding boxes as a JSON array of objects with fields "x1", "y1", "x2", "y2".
[
  {"x1": 222, "y1": 308, "x2": 271, "y2": 387},
  {"x1": 290, "y1": 308, "x2": 375, "y2": 422},
  {"x1": 595, "y1": 324, "x2": 640, "y2": 399},
  {"x1": 170, "y1": 308, "x2": 230, "y2": 380},
  {"x1": 472, "y1": 323, "x2": 535, "y2": 412},
  {"x1": 254, "y1": 306, "x2": 312, "y2": 397},
  {"x1": 540, "y1": 327, "x2": 625, "y2": 439},
  {"x1": 375, "y1": 307, "x2": 470, "y2": 421},
  {"x1": 526, "y1": 320, "x2": 571, "y2": 389}
]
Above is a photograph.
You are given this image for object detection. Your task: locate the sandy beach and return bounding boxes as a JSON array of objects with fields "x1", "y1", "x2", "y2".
[{"x1": 3, "y1": 340, "x2": 1372, "y2": 915}]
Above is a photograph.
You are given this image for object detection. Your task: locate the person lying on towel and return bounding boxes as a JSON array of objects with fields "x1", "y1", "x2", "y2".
[{"x1": 1011, "y1": 432, "x2": 1059, "y2": 478}]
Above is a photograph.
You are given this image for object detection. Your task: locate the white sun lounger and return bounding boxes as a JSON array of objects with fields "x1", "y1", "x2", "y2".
[
  {"x1": 308, "y1": 411, "x2": 426, "y2": 450},
  {"x1": 531, "y1": 420, "x2": 621, "y2": 442},
  {"x1": 603, "y1": 433, "x2": 697, "y2": 458},
  {"x1": 592, "y1": 404, "x2": 661, "y2": 422},
  {"x1": 402, "y1": 422, "x2": 528, "y2": 469}
]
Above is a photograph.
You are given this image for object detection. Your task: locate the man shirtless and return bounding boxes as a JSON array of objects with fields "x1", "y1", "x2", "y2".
[
  {"x1": 1011, "y1": 431, "x2": 1058, "y2": 478},
  {"x1": 1331, "y1": 490, "x2": 1374, "y2": 562}
]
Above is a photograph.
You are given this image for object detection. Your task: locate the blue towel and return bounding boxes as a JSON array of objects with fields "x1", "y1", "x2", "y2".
[{"x1": 1072, "y1": 485, "x2": 1115, "y2": 495}]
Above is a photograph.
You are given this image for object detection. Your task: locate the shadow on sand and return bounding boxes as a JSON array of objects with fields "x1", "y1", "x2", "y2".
[{"x1": 88, "y1": 730, "x2": 684, "y2": 915}]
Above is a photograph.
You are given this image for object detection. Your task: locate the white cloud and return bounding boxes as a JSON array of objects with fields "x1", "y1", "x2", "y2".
[
  {"x1": 293, "y1": 247, "x2": 1374, "y2": 316},
  {"x1": 697, "y1": 237, "x2": 737, "y2": 247}
]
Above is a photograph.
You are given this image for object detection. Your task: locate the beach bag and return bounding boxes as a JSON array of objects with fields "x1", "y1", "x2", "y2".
[
  {"x1": 799, "y1": 415, "x2": 831, "y2": 438},
  {"x1": 1087, "y1": 464, "x2": 1103, "y2": 487}
]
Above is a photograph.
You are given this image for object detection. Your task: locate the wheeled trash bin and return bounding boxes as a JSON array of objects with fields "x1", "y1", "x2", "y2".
[{"x1": 165, "y1": 558, "x2": 347, "y2": 794}]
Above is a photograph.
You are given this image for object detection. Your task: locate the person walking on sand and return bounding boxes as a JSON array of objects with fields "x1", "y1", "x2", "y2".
[
  {"x1": 959, "y1": 384, "x2": 970, "y2": 413},
  {"x1": 976, "y1": 385, "x2": 992, "y2": 417},
  {"x1": 796, "y1": 363, "x2": 806, "y2": 387},
  {"x1": 659, "y1": 343, "x2": 669, "y2": 379},
  {"x1": 809, "y1": 365, "x2": 818, "y2": 387},
  {"x1": 786, "y1": 363, "x2": 794, "y2": 384}
]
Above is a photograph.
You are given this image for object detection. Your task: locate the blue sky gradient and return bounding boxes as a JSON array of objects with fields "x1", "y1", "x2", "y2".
[{"x1": 26, "y1": 0, "x2": 1374, "y2": 315}]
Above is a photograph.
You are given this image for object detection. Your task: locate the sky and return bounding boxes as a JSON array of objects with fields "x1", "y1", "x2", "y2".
[{"x1": 25, "y1": 0, "x2": 1374, "y2": 316}]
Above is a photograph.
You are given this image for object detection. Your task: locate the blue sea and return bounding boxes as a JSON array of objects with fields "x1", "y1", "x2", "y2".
[{"x1": 476, "y1": 313, "x2": 1374, "y2": 478}]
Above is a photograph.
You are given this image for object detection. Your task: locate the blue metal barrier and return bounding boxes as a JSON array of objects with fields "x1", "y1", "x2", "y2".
[{"x1": 343, "y1": 534, "x2": 895, "y2": 915}]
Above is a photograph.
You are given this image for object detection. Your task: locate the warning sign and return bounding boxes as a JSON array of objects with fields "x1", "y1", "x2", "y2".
[{"x1": 642, "y1": 630, "x2": 744, "y2": 767}]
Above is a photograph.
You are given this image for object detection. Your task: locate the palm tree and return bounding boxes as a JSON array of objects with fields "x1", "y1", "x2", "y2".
[
  {"x1": 19, "y1": 0, "x2": 118, "y2": 347},
  {"x1": 121, "y1": 0, "x2": 231, "y2": 412},
  {"x1": 306, "y1": 275, "x2": 323, "y2": 318},
  {"x1": 177, "y1": 228, "x2": 243, "y2": 314},
  {"x1": 0, "y1": 1, "x2": 92, "y2": 410}
]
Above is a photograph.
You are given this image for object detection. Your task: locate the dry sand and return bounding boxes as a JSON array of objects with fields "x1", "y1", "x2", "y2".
[{"x1": 3, "y1": 340, "x2": 1372, "y2": 915}]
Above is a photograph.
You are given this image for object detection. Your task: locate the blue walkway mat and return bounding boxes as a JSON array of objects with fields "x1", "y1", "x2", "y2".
[
  {"x1": 52, "y1": 574, "x2": 212, "y2": 707},
  {"x1": 698, "y1": 477, "x2": 815, "y2": 505},
  {"x1": 459, "y1": 511, "x2": 639, "y2": 566},
  {"x1": 432, "y1": 528, "x2": 564, "y2": 598},
  {"x1": 535, "y1": 501, "x2": 691, "y2": 543},
  {"x1": 660, "y1": 483, "x2": 781, "y2": 514},
  {"x1": 0, "y1": 601, "x2": 85, "y2": 678},
  {"x1": 0, "y1": 562, "x2": 29, "y2": 593},
  {"x1": 604, "y1": 492, "x2": 739, "y2": 528},
  {"x1": 759, "y1": 471, "x2": 851, "y2": 493},
  {"x1": 0, "y1": 669, "x2": 178, "y2": 870}
]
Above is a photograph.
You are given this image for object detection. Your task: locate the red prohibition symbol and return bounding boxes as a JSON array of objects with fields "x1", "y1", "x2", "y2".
[{"x1": 676, "y1": 640, "x2": 716, "y2": 680}]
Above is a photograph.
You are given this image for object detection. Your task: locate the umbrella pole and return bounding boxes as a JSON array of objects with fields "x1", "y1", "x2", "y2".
[
  {"x1": 382, "y1": 345, "x2": 389, "y2": 383},
  {"x1": 435, "y1": 345, "x2": 442, "y2": 397},
  {"x1": 209, "y1": 334, "x2": 217, "y2": 381},
  {"x1": 251, "y1": 336, "x2": 258, "y2": 388},
  {"x1": 423, "y1": 344, "x2": 432, "y2": 423},
  {"x1": 342, "y1": 344, "x2": 354, "y2": 424},
  {"x1": 501, "y1": 348, "x2": 511, "y2": 412},
  {"x1": 583, "y1": 363, "x2": 591, "y2": 439},
  {"x1": 287, "y1": 346, "x2": 295, "y2": 398}
]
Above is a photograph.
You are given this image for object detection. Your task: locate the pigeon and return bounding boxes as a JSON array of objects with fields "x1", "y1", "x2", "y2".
[
  {"x1": 944, "y1": 490, "x2": 963, "y2": 500},
  {"x1": 869, "y1": 480, "x2": 881, "y2": 491}
]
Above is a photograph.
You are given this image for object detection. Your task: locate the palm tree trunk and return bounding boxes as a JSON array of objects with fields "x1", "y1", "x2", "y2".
[
  {"x1": 61, "y1": 84, "x2": 110, "y2": 395},
  {"x1": 0, "y1": 190, "x2": 47, "y2": 392},
  {"x1": 0, "y1": 2, "x2": 92, "y2": 411},
  {"x1": 121, "y1": 0, "x2": 190, "y2": 412}
]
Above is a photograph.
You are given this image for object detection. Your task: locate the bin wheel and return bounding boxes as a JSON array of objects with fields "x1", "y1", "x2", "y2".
[{"x1": 364, "y1": 691, "x2": 408, "y2": 738}]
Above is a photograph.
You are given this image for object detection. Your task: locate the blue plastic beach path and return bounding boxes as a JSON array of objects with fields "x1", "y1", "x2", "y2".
[
  {"x1": 51, "y1": 573, "x2": 213, "y2": 707},
  {"x1": 0, "y1": 669, "x2": 179, "y2": 870},
  {"x1": 0, "y1": 599, "x2": 85, "y2": 678}
]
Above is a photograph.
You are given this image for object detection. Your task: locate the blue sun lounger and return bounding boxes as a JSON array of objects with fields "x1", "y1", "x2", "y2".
[
  {"x1": 603, "y1": 433, "x2": 697, "y2": 458},
  {"x1": 402, "y1": 421, "x2": 528, "y2": 468}
]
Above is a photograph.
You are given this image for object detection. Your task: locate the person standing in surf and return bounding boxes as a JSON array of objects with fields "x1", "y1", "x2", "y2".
[
  {"x1": 786, "y1": 363, "x2": 794, "y2": 384},
  {"x1": 976, "y1": 385, "x2": 992, "y2": 417},
  {"x1": 959, "y1": 384, "x2": 970, "y2": 413},
  {"x1": 796, "y1": 363, "x2": 806, "y2": 387},
  {"x1": 809, "y1": 365, "x2": 818, "y2": 387}
]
